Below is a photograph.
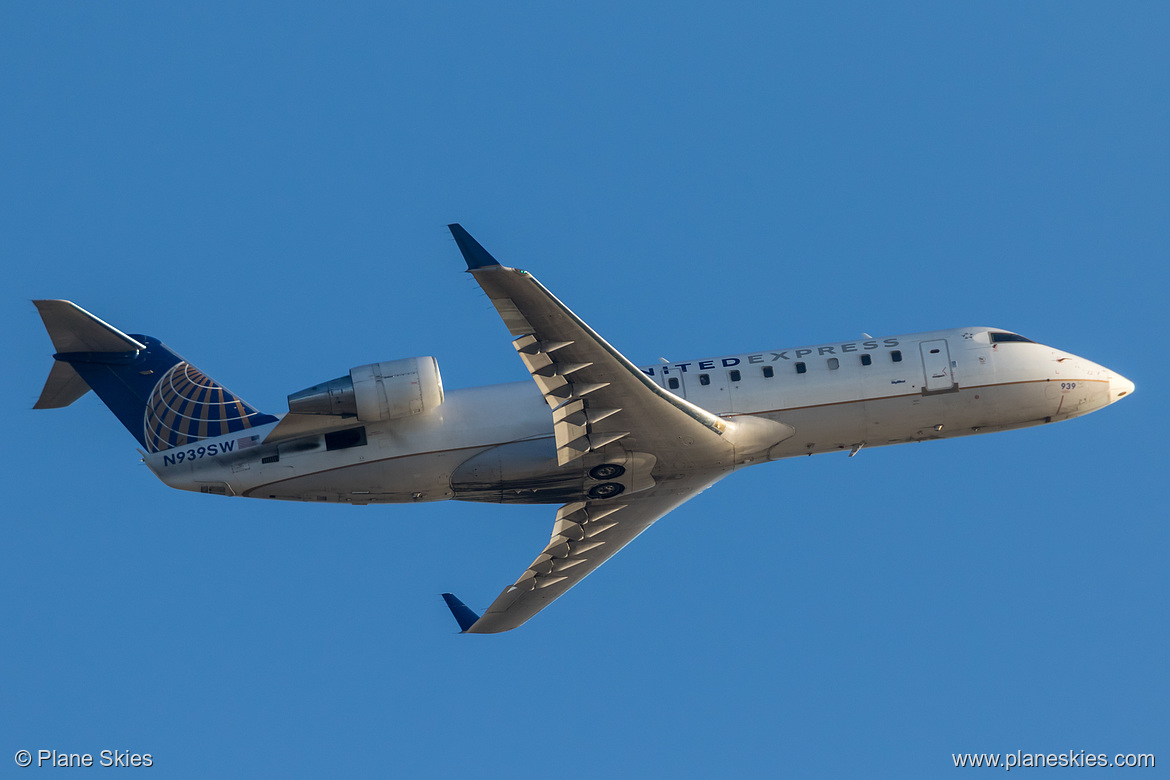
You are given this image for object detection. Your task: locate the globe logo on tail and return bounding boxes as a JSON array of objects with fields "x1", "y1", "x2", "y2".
[{"x1": 143, "y1": 362, "x2": 271, "y2": 453}]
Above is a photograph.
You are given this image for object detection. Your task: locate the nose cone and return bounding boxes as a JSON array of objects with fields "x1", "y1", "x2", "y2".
[{"x1": 1110, "y1": 372, "x2": 1135, "y2": 403}]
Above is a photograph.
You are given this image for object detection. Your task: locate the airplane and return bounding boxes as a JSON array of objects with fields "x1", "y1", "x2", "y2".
[{"x1": 33, "y1": 224, "x2": 1135, "y2": 633}]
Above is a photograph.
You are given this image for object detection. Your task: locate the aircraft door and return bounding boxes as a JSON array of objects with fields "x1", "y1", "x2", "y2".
[{"x1": 920, "y1": 339, "x2": 957, "y2": 393}]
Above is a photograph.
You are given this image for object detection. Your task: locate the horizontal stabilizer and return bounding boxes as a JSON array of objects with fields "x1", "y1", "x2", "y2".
[
  {"x1": 441, "y1": 593, "x2": 481, "y2": 633},
  {"x1": 34, "y1": 360, "x2": 91, "y2": 409},
  {"x1": 33, "y1": 300, "x2": 146, "y2": 354},
  {"x1": 32, "y1": 299, "x2": 146, "y2": 410}
]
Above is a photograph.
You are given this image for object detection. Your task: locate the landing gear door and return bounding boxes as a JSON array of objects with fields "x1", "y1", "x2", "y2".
[{"x1": 920, "y1": 339, "x2": 957, "y2": 393}]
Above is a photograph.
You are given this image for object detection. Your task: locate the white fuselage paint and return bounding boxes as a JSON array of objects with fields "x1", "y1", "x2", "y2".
[{"x1": 143, "y1": 326, "x2": 1132, "y2": 504}]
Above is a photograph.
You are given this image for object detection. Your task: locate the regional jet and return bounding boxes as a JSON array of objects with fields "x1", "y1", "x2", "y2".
[{"x1": 33, "y1": 225, "x2": 1135, "y2": 633}]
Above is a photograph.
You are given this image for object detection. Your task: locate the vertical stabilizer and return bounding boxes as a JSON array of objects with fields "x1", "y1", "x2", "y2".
[
  {"x1": 33, "y1": 299, "x2": 148, "y2": 410},
  {"x1": 33, "y1": 300, "x2": 277, "y2": 450}
]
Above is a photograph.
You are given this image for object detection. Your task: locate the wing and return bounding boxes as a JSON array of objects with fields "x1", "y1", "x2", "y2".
[
  {"x1": 444, "y1": 470, "x2": 725, "y2": 633},
  {"x1": 448, "y1": 223, "x2": 735, "y2": 470},
  {"x1": 442, "y1": 224, "x2": 770, "y2": 633}
]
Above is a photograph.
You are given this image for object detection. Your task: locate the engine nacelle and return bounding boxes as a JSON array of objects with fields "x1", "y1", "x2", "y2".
[{"x1": 287, "y1": 357, "x2": 444, "y2": 422}]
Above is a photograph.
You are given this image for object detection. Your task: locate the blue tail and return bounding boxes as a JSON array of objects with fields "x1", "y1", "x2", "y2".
[{"x1": 33, "y1": 300, "x2": 278, "y2": 452}]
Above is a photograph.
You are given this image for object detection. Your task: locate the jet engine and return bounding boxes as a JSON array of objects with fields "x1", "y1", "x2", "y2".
[{"x1": 287, "y1": 357, "x2": 444, "y2": 422}]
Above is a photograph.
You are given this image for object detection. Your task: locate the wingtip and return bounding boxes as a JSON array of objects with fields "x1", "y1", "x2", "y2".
[
  {"x1": 447, "y1": 224, "x2": 501, "y2": 270},
  {"x1": 441, "y1": 592, "x2": 481, "y2": 633}
]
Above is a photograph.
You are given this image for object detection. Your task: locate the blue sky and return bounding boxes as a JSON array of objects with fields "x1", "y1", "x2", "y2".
[{"x1": 2, "y1": 2, "x2": 1166, "y2": 777}]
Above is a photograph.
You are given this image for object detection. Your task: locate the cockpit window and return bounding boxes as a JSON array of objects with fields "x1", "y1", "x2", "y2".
[{"x1": 989, "y1": 332, "x2": 1036, "y2": 344}]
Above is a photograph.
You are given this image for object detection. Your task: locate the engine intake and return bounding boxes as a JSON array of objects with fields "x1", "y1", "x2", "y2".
[{"x1": 287, "y1": 357, "x2": 444, "y2": 422}]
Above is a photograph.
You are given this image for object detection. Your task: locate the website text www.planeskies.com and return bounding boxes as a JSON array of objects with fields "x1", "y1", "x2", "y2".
[{"x1": 953, "y1": 750, "x2": 1154, "y2": 770}]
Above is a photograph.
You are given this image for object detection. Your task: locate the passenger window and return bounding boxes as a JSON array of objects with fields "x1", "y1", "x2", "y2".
[
  {"x1": 729, "y1": 369, "x2": 741, "y2": 382},
  {"x1": 699, "y1": 373, "x2": 711, "y2": 386},
  {"x1": 668, "y1": 377, "x2": 680, "y2": 390},
  {"x1": 860, "y1": 354, "x2": 872, "y2": 366},
  {"x1": 795, "y1": 362, "x2": 807, "y2": 374},
  {"x1": 762, "y1": 366, "x2": 774, "y2": 378},
  {"x1": 827, "y1": 358, "x2": 839, "y2": 370},
  {"x1": 891, "y1": 350, "x2": 902, "y2": 363}
]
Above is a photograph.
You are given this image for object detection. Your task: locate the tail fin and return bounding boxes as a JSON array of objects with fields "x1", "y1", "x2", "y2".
[
  {"x1": 33, "y1": 300, "x2": 278, "y2": 452},
  {"x1": 33, "y1": 300, "x2": 145, "y2": 409}
]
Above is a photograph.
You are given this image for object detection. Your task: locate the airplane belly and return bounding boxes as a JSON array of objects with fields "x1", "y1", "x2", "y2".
[
  {"x1": 870, "y1": 381, "x2": 1057, "y2": 444},
  {"x1": 450, "y1": 437, "x2": 587, "y2": 504},
  {"x1": 981, "y1": 380, "x2": 1059, "y2": 424},
  {"x1": 763, "y1": 401, "x2": 868, "y2": 458},
  {"x1": 239, "y1": 449, "x2": 468, "y2": 504}
]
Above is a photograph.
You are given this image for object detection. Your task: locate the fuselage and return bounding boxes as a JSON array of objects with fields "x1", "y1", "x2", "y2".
[{"x1": 143, "y1": 326, "x2": 1133, "y2": 504}]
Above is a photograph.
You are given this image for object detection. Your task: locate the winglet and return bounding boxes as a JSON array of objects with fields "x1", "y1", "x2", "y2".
[
  {"x1": 441, "y1": 593, "x2": 481, "y2": 633},
  {"x1": 447, "y1": 224, "x2": 501, "y2": 269}
]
